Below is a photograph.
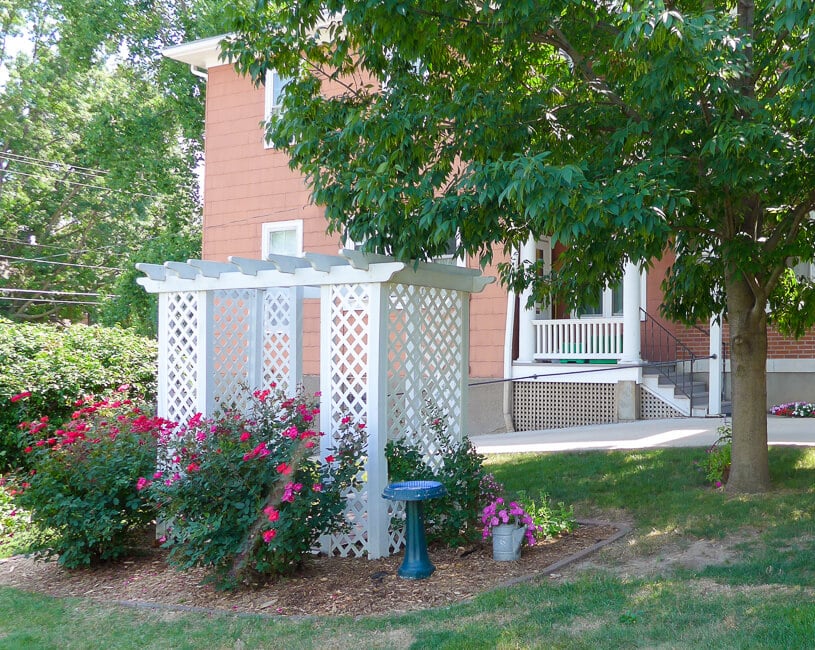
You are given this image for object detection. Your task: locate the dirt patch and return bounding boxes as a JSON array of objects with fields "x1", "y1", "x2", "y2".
[
  {"x1": 0, "y1": 523, "x2": 619, "y2": 618},
  {"x1": 568, "y1": 530, "x2": 749, "y2": 579}
]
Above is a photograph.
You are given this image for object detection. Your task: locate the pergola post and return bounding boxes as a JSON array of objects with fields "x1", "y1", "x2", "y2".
[
  {"x1": 365, "y1": 282, "x2": 390, "y2": 558},
  {"x1": 197, "y1": 290, "x2": 216, "y2": 416},
  {"x1": 156, "y1": 292, "x2": 170, "y2": 420}
]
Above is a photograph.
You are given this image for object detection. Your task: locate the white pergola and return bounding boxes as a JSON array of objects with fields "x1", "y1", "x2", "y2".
[{"x1": 137, "y1": 250, "x2": 493, "y2": 558}]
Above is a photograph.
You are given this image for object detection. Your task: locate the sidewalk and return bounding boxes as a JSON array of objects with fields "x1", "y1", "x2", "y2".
[{"x1": 471, "y1": 416, "x2": 815, "y2": 454}]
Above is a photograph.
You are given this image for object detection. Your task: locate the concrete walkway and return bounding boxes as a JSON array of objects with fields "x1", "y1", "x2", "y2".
[{"x1": 471, "y1": 416, "x2": 815, "y2": 454}]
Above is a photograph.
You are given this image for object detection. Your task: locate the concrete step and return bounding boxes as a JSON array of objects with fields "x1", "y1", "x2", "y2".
[{"x1": 642, "y1": 371, "x2": 714, "y2": 417}]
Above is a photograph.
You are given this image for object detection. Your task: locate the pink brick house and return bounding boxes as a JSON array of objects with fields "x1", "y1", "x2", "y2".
[{"x1": 164, "y1": 36, "x2": 815, "y2": 434}]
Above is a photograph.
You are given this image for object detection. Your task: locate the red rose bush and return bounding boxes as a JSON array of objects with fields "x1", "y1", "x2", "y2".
[{"x1": 142, "y1": 385, "x2": 365, "y2": 588}]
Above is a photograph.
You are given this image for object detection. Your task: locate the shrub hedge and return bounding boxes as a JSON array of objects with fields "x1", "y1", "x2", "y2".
[{"x1": 0, "y1": 319, "x2": 157, "y2": 470}]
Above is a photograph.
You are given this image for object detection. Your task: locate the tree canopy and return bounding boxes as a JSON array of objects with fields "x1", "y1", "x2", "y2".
[
  {"x1": 226, "y1": 0, "x2": 815, "y2": 492},
  {"x1": 0, "y1": 0, "x2": 220, "y2": 323}
]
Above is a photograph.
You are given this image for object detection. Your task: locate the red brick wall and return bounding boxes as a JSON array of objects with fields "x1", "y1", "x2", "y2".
[{"x1": 644, "y1": 252, "x2": 815, "y2": 359}]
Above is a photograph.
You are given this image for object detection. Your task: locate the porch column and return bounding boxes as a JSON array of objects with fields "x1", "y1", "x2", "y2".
[
  {"x1": 708, "y1": 315, "x2": 723, "y2": 415},
  {"x1": 620, "y1": 260, "x2": 641, "y2": 364},
  {"x1": 517, "y1": 237, "x2": 537, "y2": 363}
]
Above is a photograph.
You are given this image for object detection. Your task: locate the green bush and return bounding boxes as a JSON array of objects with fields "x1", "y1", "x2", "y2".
[
  {"x1": 10, "y1": 392, "x2": 172, "y2": 567},
  {"x1": 385, "y1": 407, "x2": 496, "y2": 547},
  {"x1": 699, "y1": 424, "x2": 732, "y2": 488},
  {"x1": 145, "y1": 386, "x2": 365, "y2": 588},
  {"x1": 514, "y1": 491, "x2": 577, "y2": 539},
  {"x1": 0, "y1": 319, "x2": 157, "y2": 470}
]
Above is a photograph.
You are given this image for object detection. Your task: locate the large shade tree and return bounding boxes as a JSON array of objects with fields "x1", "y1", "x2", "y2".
[
  {"x1": 0, "y1": 0, "x2": 221, "y2": 324},
  {"x1": 224, "y1": 0, "x2": 815, "y2": 493}
]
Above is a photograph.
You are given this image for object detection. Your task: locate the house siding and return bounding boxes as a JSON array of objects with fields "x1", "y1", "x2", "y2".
[{"x1": 202, "y1": 64, "x2": 509, "y2": 382}]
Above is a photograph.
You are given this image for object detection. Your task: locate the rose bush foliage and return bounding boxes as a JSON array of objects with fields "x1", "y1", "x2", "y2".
[
  {"x1": 385, "y1": 407, "x2": 500, "y2": 547},
  {"x1": 143, "y1": 386, "x2": 365, "y2": 588},
  {"x1": 11, "y1": 390, "x2": 172, "y2": 567}
]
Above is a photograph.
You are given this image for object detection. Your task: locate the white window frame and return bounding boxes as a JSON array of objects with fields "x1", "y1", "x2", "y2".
[
  {"x1": 533, "y1": 238, "x2": 553, "y2": 318},
  {"x1": 261, "y1": 219, "x2": 304, "y2": 259},
  {"x1": 432, "y1": 233, "x2": 466, "y2": 268},
  {"x1": 572, "y1": 272, "x2": 647, "y2": 319},
  {"x1": 264, "y1": 70, "x2": 292, "y2": 149}
]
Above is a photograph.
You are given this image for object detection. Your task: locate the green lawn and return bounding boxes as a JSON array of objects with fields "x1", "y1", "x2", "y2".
[{"x1": 2, "y1": 446, "x2": 815, "y2": 649}]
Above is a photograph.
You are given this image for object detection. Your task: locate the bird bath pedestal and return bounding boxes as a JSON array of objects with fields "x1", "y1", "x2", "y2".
[{"x1": 382, "y1": 480, "x2": 447, "y2": 579}]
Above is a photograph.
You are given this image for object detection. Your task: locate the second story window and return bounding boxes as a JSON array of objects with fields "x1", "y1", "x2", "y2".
[
  {"x1": 264, "y1": 70, "x2": 292, "y2": 148},
  {"x1": 433, "y1": 235, "x2": 465, "y2": 267},
  {"x1": 262, "y1": 219, "x2": 303, "y2": 259}
]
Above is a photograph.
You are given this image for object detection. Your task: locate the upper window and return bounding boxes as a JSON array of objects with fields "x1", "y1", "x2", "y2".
[
  {"x1": 432, "y1": 235, "x2": 466, "y2": 267},
  {"x1": 264, "y1": 70, "x2": 292, "y2": 148},
  {"x1": 261, "y1": 220, "x2": 303, "y2": 259},
  {"x1": 574, "y1": 273, "x2": 645, "y2": 319}
]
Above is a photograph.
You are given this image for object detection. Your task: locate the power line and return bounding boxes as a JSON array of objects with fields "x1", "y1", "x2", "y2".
[
  {"x1": 0, "y1": 235, "x2": 162, "y2": 257},
  {"x1": 0, "y1": 151, "x2": 110, "y2": 176},
  {"x1": 0, "y1": 254, "x2": 124, "y2": 271},
  {"x1": 0, "y1": 152, "x2": 108, "y2": 180},
  {"x1": 0, "y1": 296, "x2": 103, "y2": 306},
  {"x1": 5, "y1": 168, "x2": 162, "y2": 200},
  {"x1": 203, "y1": 207, "x2": 302, "y2": 230},
  {"x1": 0, "y1": 288, "x2": 117, "y2": 298}
]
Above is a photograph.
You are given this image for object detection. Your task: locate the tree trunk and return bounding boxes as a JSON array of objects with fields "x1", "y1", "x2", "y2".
[{"x1": 725, "y1": 272, "x2": 771, "y2": 493}]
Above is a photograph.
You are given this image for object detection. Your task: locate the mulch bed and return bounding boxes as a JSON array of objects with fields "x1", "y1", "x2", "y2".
[{"x1": 0, "y1": 522, "x2": 623, "y2": 618}]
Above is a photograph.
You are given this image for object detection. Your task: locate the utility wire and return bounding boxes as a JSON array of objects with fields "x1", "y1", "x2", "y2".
[
  {"x1": 203, "y1": 207, "x2": 302, "y2": 230},
  {"x1": 0, "y1": 254, "x2": 124, "y2": 271},
  {"x1": 0, "y1": 152, "x2": 109, "y2": 180},
  {"x1": 0, "y1": 288, "x2": 118, "y2": 298},
  {"x1": 0, "y1": 151, "x2": 110, "y2": 176},
  {"x1": 4, "y1": 168, "x2": 162, "y2": 200},
  {"x1": 0, "y1": 296, "x2": 103, "y2": 306},
  {"x1": 0, "y1": 235, "x2": 161, "y2": 257}
]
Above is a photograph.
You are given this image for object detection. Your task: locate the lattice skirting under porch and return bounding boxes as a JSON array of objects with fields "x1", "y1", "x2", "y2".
[
  {"x1": 639, "y1": 387, "x2": 684, "y2": 419},
  {"x1": 512, "y1": 382, "x2": 616, "y2": 431}
]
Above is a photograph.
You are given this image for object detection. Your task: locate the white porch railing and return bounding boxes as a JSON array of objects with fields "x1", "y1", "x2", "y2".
[{"x1": 532, "y1": 318, "x2": 624, "y2": 361}]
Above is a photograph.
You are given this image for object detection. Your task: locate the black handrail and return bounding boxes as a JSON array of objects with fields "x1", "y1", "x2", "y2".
[{"x1": 639, "y1": 308, "x2": 703, "y2": 414}]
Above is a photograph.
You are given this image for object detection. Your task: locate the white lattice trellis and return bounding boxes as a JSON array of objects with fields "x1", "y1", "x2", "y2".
[
  {"x1": 212, "y1": 288, "x2": 254, "y2": 411},
  {"x1": 262, "y1": 287, "x2": 302, "y2": 395},
  {"x1": 139, "y1": 251, "x2": 492, "y2": 560},
  {"x1": 160, "y1": 291, "x2": 202, "y2": 425}
]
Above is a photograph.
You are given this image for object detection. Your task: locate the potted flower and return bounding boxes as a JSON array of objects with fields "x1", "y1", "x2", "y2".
[{"x1": 481, "y1": 497, "x2": 537, "y2": 561}]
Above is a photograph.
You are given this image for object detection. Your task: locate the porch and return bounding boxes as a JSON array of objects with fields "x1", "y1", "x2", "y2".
[{"x1": 506, "y1": 239, "x2": 725, "y2": 428}]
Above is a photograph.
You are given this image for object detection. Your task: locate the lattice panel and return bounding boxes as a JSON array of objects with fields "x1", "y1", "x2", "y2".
[
  {"x1": 165, "y1": 292, "x2": 201, "y2": 425},
  {"x1": 513, "y1": 382, "x2": 616, "y2": 430},
  {"x1": 324, "y1": 284, "x2": 371, "y2": 557},
  {"x1": 322, "y1": 483, "x2": 368, "y2": 557},
  {"x1": 326, "y1": 284, "x2": 370, "y2": 435},
  {"x1": 386, "y1": 284, "x2": 464, "y2": 472},
  {"x1": 387, "y1": 500, "x2": 407, "y2": 553},
  {"x1": 212, "y1": 289, "x2": 255, "y2": 412},
  {"x1": 639, "y1": 388, "x2": 684, "y2": 419},
  {"x1": 262, "y1": 288, "x2": 292, "y2": 391}
]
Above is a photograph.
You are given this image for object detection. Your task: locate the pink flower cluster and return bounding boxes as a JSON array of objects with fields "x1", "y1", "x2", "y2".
[
  {"x1": 282, "y1": 482, "x2": 303, "y2": 502},
  {"x1": 481, "y1": 497, "x2": 537, "y2": 546},
  {"x1": 243, "y1": 441, "x2": 271, "y2": 462}
]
